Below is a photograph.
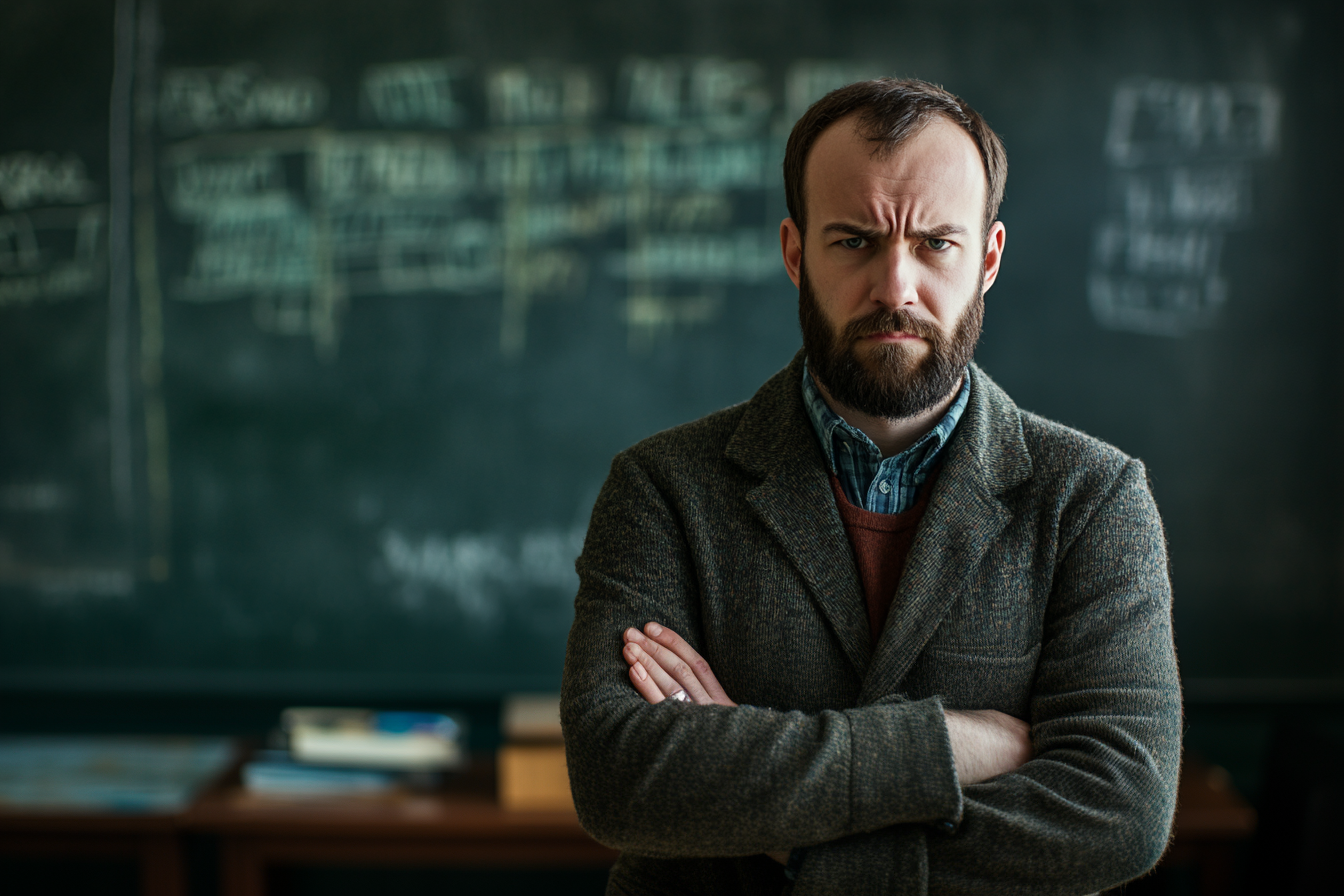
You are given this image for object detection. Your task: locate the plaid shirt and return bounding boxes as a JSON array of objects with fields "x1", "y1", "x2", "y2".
[{"x1": 801, "y1": 360, "x2": 970, "y2": 514}]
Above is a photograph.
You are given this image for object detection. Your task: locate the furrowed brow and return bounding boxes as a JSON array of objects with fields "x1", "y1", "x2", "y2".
[
  {"x1": 820, "y1": 221, "x2": 884, "y2": 241},
  {"x1": 909, "y1": 224, "x2": 969, "y2": 240}
]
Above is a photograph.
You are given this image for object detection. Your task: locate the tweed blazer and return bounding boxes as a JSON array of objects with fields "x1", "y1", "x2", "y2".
[{"x1": 561, "y1": 353, "x2": 1181, "y2": 896}]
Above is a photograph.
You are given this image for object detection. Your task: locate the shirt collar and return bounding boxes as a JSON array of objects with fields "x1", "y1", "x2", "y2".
[{"x1": 801, "y1": 358, "x2": 971, "y2": 476}]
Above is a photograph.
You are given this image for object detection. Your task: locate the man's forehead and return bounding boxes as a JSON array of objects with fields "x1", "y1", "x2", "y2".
[{"x1": 804, "y1": 115, "x2": 986, "y2": 227}]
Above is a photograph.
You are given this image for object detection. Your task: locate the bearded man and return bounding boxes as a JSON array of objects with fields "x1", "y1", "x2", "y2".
[{"x1": 561, "y1": 78, "x2": 1181, "y2": 896}]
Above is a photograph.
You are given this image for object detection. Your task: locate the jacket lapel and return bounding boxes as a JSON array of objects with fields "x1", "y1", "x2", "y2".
[
  {"x1": 727, "y1": 353, "x2": 872, "y2": 678},
  {"x1": 858, "y1": 365, "x2": 1033, "y2": 702},
  {"x1": 724, "y1": 356, "x2": 1034, "y2": 693}
]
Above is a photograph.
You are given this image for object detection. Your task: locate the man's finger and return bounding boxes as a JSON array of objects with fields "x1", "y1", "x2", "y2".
[
  {"x1": 624, "y1": 641, "x2": 710, "y2": 704},
  {"x1": 625, "y1": 629, "x2": 714, "y2": 704},
  {"x1": 622, "y1": 631, "x2": 669, "y2": 704},
  {"x1": 642, "y1": 622, "x2": 736, "y2": 706},
  {"x1": 626, "y1": 655, "x2": 666, "y2": 704}
]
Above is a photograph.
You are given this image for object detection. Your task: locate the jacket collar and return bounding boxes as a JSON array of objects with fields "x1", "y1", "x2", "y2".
[
  {"x1": 725, "y1": 350, "x2": 1033, "y2": 688},
  {"x1": 726, "y1": 351, "x2": 1031, "y2": 494}
]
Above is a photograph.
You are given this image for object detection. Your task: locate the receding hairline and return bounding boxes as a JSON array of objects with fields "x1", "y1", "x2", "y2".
[
  {"x1": 799, "y1": 111, "x2": 991, "y2": 238},
  {"x1": 783, "y1": 79, "x2": 1008, "y2": 243}
]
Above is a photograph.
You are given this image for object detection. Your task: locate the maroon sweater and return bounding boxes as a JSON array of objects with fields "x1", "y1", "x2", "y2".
[{"x1": 828, "y1": 472, "x2": 938, "y2": 644}]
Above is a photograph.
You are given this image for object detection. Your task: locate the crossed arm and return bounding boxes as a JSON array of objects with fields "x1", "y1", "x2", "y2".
[{"x1": 622, "y1": 622, "x2": 1034, "y2": 795}]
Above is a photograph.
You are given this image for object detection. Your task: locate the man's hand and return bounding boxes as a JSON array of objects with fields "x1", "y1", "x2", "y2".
[
  {"x1": 943, "y1": 708, "x2": 1033, "y2": 786},
  {"x1": 622, "y1": 622, "x2": 737, "y2": 707},
  {"x1": 622, "y1": 623, "x2": 788, "y2": 863}
]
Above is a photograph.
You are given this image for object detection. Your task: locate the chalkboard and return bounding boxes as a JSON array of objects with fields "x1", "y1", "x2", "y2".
[{"x1": 2, "y1": 0, "x2": 1341, "y2": 700}]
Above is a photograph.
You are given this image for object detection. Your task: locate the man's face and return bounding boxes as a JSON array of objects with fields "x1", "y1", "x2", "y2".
[{"x1": 781, "y1": 114, "x2": 1006, "y2": 420}]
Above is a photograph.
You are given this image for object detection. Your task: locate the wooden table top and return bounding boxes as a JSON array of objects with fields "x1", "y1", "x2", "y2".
[
  {"x1": 0, "y1": 750, "x2": 1255, "y2": 846},
  {"x1": 181, "y1": 758, "x2": 597, "y2": 840}
]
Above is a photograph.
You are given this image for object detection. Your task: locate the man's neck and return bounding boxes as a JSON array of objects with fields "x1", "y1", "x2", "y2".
[{"x1": 814, "y1": 373, "x2": 964, "y2": 458}]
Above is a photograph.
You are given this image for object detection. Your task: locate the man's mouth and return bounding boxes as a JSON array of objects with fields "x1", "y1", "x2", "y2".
[{"x1": 862, "y1": 330, "x2": 921, "y2": 343}]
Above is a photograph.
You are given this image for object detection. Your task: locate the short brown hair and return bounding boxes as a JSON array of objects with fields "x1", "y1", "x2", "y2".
[{"x1": 783, "y1": 78, "x2": 1007, "y2": 241}]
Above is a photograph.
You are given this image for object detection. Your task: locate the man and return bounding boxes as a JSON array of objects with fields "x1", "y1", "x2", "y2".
[{"x1": 561, "y1": 78, "x2": 1181, "y2": 895}]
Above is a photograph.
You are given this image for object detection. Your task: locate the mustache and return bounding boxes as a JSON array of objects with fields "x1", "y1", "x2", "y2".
[{"x1": 840, "y1": 307, "x2": 943, "y2": 345}]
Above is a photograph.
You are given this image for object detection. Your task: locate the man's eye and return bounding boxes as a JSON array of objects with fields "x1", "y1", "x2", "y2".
[
  {"x1": 841, "y1": 236, "x2": 868, "y2": 249},
  {"x1": 925, "y1": 238, "x2": 950, "y2": 250}
]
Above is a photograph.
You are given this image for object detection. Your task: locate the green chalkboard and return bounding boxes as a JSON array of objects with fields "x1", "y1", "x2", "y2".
[{"x1": 2, "y1": 0, "x2": 1341, "y2": 700}]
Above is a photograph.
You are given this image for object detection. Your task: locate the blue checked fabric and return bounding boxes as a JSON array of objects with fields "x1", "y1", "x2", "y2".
[{"x1": 801, "y1": 359, "x2": 970, "y2": 514}]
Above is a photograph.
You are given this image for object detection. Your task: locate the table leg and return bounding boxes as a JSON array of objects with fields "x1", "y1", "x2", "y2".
[
  {"x1": 140, "y1": 834, "x2": 186, "y2": 896},
  {"x1": 221, "y1": 839, "x2": 267, "y2": 896}
]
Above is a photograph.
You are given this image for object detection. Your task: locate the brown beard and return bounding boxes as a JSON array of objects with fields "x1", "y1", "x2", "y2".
[{"x1": 798, "y1": 261, "x2": 984, "y2": 420}]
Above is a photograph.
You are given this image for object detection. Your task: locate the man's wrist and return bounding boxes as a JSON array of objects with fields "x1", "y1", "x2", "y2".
[{"x1": 844, "y1": 696, "x2": 964, "y2": 830}]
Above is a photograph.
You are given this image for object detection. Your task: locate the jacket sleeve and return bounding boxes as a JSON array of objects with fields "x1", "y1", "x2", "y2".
[
  {"x1": 792, "y1": 459, "x2": 1183, "y2": 895},
  {"x1": 561, "y1": 450, "x2": 964, "y2": 857}
]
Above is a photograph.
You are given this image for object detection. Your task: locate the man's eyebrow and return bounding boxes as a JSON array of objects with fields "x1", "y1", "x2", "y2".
[
  {"x1": 818, "y1": 222, "x2": 969, "y2": 241},
  {"x1": 909, "y1": 224, "x2": 969, "y2": 240},
  {"x1": 819, "y1": 222, "x2": 884, "y2": 241}
]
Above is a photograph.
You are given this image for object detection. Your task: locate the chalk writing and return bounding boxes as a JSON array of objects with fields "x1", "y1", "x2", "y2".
[
  {"x1": 0, "y1": 152, "x2": 97, "y2": 211},
  {"x1": 159, "y1": 65, "x2": 328, "y2": 136},
  {"x1": 621, "y1": 57, "x2": 771, "y2": 133},
  {"x1": 1090, "y1": 79, "x2": 1280, "y2": 336},
  {"x1": 488, "y1": 64, "x2": 601, "y2": 126},
  {"x1": 380, "y1": 525, "x2": 584, "y2": 622},
  {"x1": 362, "y1": 59, "x2": 471, "y2": 128},
  {"x1": 524, "y1": 195, "x2": 626, "y2": 241},
  {"x1": 0, "y1": 151, "x2": 104, "y2": 305},
  {"x1": 161, "y1": 151, "x2": 285, "y2": 218},
  {"x1": 0, "y1": 204, "x2": 107, "y2": 307},
  {"x1": 1116, "y1": 166, "x2": 1252, "y2": 226},
  {"x1": 314, "y1": 135, "x2": 469, "y2": 199},
  {"x1": 1105, "y1": 80, "x2": 1280, "y2": 167},
  {"x1": 156, "y1": 57, "x2": 883, "y2": 352},
  {"x1": 624, "y1": 293, "x2": 721, "y2": 350},
  {"x1": 177, "y1": 197, "x2": 313, "y2": 300},
  {"x1": 352, "y1": 210, "x2": 499, "y2": 294},
  {"x1": 608, "y1": 230, "x2": 780, "y2": 282}
]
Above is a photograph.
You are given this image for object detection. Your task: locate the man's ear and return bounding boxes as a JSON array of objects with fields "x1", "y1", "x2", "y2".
[
  {"x1": 981, "y1": 220, "x2": 1006, "y2": 294},
  {"x1": 780, "y1": 217, "x2": 804, "y2": 289}
]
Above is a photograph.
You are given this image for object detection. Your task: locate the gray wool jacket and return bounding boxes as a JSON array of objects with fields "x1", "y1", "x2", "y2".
[{"x1": 561, "y1": 353, "x2": 1182, "y2": 896}]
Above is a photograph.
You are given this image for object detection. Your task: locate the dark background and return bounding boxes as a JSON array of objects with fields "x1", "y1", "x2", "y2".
[{"x1": 2, "y1": 1, "x2": 1343, "y2": 891}]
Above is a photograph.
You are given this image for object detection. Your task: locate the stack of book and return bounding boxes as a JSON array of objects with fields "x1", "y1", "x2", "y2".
[
  {"x1": 497, "y1": 694, "x2": 571, "y2": 811},
  {"x1": 0, "y1": 736, "x2": 234, "y2": 812},
  {"x1": 243, "y1": 708, "x2": 464, "y2": 797}
]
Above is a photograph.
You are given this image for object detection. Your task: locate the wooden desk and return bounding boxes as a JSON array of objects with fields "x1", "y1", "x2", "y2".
[
  {"x1": 0, "y1": 808, "x2": 187, "y2": 896},
  {"x1": 1, "y1": 754, "x2": 1251, "y2": 896},
  {"x1": 182, "y1": 760, "x2": 616, "y2": 896}
]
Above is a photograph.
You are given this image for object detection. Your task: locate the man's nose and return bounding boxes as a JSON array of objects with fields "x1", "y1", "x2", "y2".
[{"x1": 870, "y1": 245, "x2": 919, "y2": 310}]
